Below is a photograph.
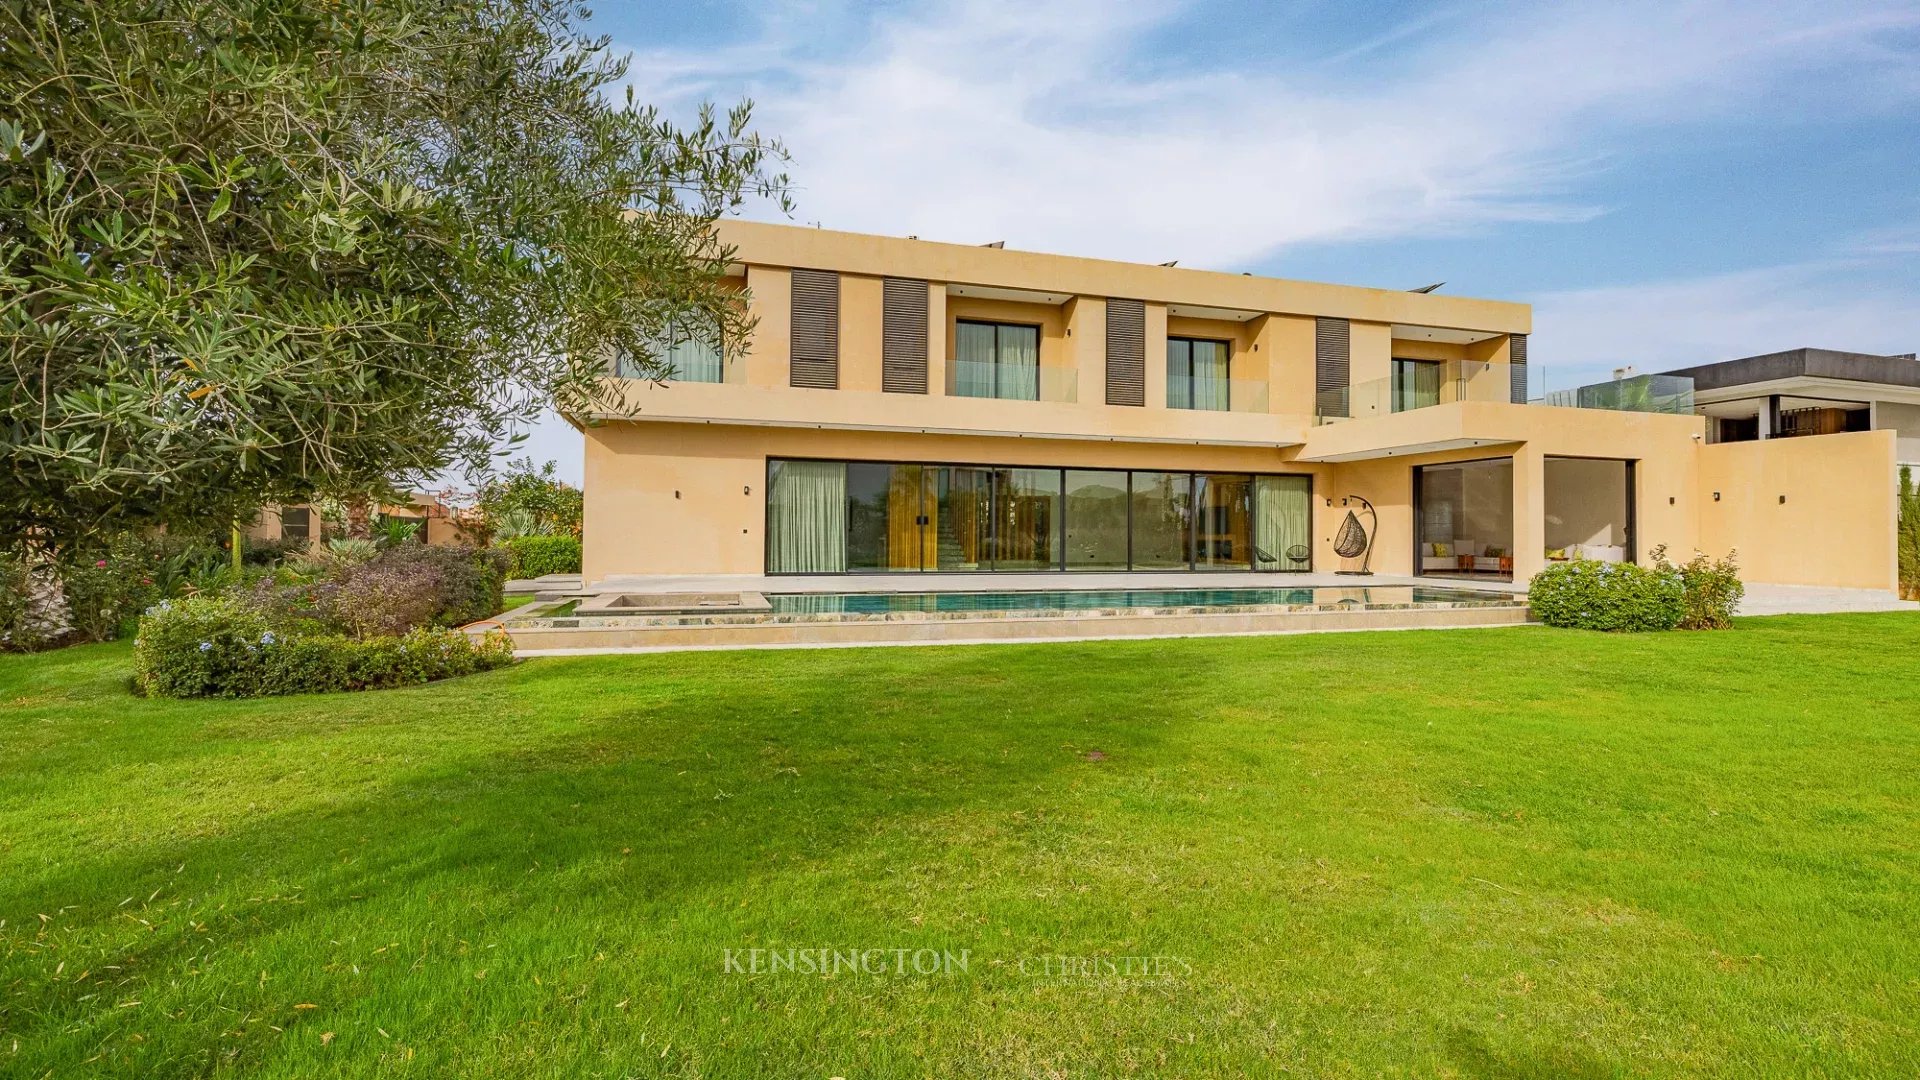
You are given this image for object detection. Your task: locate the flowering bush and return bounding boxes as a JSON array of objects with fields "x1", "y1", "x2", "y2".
[
  {"x1": 1650, "y1": 545, "x2": 1743, "y2": 630},
  {"x1": 134, "y1": 594, "x2": 513, "y2": 699},
  {"x1": 58, "y1": 537, "x2": 164, "y2": 642},
  {"x1": 1527, "y1": 559, "x2": 1685, "y2": 632},
  {"x1": 329, "y1": 557, "x2": 447, "y2": 638}
]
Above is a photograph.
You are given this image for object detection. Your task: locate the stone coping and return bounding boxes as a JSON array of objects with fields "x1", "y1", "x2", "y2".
[{"x1": 508, "y1": 593, "x2": 1526, "y2": 631}]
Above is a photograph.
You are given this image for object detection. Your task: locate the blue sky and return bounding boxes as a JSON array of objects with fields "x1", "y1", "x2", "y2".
[{"x1": 517, "y1": 0, "x2": 1920, "y2": 481}]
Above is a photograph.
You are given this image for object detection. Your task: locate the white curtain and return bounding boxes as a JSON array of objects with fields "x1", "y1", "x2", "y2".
[
  {"x1": 1193, "y1": 340, "x2": 1229, "y2": 411},
  {"x1": 1001, "y1": 325, "x2": 1039, "y2": 400},
  {"x1": 1166, "y1": 341, "x2": 1191, "y2": 409},
  {"x1": 666, "y1": 336, "x2": 723, "y2": 382},
  {"x1": 1254, "y1": 475, "x2": 1311, "y2": 570},
  {"x1": 955, "y1": 322, "x2": 996, "y2": 398},
  {"x1": 767, "y1": 461, "x2": 846, "y2": 573}
]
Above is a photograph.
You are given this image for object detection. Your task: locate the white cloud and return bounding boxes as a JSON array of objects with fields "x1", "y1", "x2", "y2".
[
  {"x1": 1528, "y1": 257, "x2": 1920, "y2": 390},
  {"x1": 620, "y1": 0, "x2": 1920, "y2": 267}
]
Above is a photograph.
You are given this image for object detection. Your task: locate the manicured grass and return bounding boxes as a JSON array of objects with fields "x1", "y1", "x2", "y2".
[
  {"x1": 498, "y1": 593, "x2": 537, "y2": 613},
  {"x1": 4, "y1": 616, "x2": 1919, "y2": 1077}
]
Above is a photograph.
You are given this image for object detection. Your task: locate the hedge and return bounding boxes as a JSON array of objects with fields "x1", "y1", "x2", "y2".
[
  {"x1": 1527, "y1": 559, "x2": 1685, "y2": 632},
  {"x1": 134, "y1": 595, "x2": 513, "y2": 699},
  {"x1": 503, "y1": 535, "x2": 581, "y2": 579}
]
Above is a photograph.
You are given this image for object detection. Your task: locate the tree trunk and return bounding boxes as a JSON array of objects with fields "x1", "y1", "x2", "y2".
[{"x1": 345, "y1": 498, "x2": 373, "y2": 540}]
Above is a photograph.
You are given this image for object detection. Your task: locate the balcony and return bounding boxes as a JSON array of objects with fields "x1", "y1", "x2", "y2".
[
  {"x1": 948, "y1": 358, "x2": 1079, "y2": 404},
  {"x1": 1169, "y1": 379, "x2": 1270, "y2": 413},
  {"x1": 1318, "y1": 360, "x2": 1522, "y2": 423},
  {"x1": 1538, "y1": 373, "x2": 1695, "y2": 415},
  {"x1": 1314, "y1": 362, "x2": 1695, "y2": 423}
]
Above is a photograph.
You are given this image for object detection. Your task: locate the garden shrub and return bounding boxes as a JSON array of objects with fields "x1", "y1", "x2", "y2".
[
  {"x1": 59, "y1": 535, "x2": 166, "y2": 642},
  {"x1": 503, "y1": 535, "x2": 582, "y2": 579},
  {"x1": 328, "y1": 557, "x2": 446, "y2": 638},
  {"x1": 134, "y1": 594, "x2": 513, "y2": 699},
  {"x1": 370, "y1": 544, "x2": 508, "y2": 625},
  {"x1": 1527, "y1": 559, "x2": 1684, "y2": 632},
  {"x1": 1900, "y1": 467, "x2": 1919, "y2": 602},
  {"x1": 1650, "y1": 545, "x2": 1744, "y2": 630}
]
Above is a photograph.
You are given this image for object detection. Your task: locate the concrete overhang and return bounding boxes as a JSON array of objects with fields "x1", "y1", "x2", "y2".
[
  {"x1": 1296, "y1": 400, "x2": 1704, "y2": 462},
  {"x1": 588, "y1": 379, "x2": 1312, "y2": 449}
]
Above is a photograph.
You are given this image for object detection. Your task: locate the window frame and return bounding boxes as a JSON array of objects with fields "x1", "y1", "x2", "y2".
[
  {"x1": 1166, "y1": 335, "x2": 1233, "y2": 411},
  {"x1": 953, "y1": 318, "x2": 1043, "y2": 401}
]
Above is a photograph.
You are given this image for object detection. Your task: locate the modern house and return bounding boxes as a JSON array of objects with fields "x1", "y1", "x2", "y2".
[
  {"x1": 1654, "y1": 347, "x2": 1920, "y2": 472},
  {"x1": 574, "y1": 222, "x2": 1900, "y2": 594}
]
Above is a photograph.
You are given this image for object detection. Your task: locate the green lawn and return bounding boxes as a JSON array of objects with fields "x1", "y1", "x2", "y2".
[{"x1": 4, "y1": 616, "x2": 1919, "y2": 1078}]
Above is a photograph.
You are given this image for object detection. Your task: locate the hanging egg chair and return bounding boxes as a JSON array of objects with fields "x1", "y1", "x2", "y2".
[{"x1": 1333, "y1": 495, "x2": 1377, "y2": 576}]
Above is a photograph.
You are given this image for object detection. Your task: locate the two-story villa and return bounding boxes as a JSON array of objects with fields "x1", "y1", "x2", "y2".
[{"x1": 575, "y1": 222, "x2": 1899, "y2": 595}]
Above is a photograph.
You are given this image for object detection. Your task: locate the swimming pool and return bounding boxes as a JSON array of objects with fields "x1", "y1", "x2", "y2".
[{"x1": 764, "y1": 585, "x2": 1516, "y2": 615}]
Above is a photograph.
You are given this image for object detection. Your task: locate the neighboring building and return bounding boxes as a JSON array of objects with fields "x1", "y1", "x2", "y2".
[
  {"x1": 575, "y1": 222, "x2": 1900, "y2": 592},
  {"x1": 1654, "y1": 348, "x2": 1920, "y2": 472},
  {"x1": 249, "y1": 492, "x2": 478, "y2": 547}
]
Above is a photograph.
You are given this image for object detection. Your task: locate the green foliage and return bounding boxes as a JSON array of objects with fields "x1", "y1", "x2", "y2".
[
  {"x1": 1, "y1": 0, "x2": 787, "y2": 551},
  {"x1": 504, "y1": 535, "x2": 582, "y2": 579},
  {"x1": 55, "y1": 538, "x2": 163, "y2": 643},
  {"x1": 1650, "y1": 544, "x2": 1744, "y2": 630},
  {"x1": 1527, "y1": 559, "x2": 1685, "y2": 632},
  {"x1": 476, "y1": 460, "x2": 583, "y2": 541},
  {"x1": 373, "y1": 517, "x2": 422, "y2": 548},
  {"x1": 355, "y1": 544, "x2": 508, "y2": 629},
  {"x1": 133, "y1": 594, "x2": 511, "y2": 698},
  {"x1": 1901, "y1": 467, "x2": 1919, "y2": 602}
]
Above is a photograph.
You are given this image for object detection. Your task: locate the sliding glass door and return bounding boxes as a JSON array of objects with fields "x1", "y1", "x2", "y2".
[
  {"x1": 766, "y1": 459, "x2": 1313, "y2": 574},
  {"x1": 1392, "y1": 359, "x2": 1443, "y2": 412},
  {"x1": 1064, "y1": 470, "x2": 1129, "y2": 570}
]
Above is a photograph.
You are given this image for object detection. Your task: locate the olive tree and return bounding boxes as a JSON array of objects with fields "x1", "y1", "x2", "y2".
[{"x1": 1, "y1": 0, "x2": 787, "y2": 552}]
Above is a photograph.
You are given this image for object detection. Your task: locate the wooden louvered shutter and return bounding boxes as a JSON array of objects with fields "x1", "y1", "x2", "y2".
[
  {"x1": 790, "y1": 269, "x2": 840, "y2": 388},
  {"x1": 1105, "y1": 298, "x2": 1145, "y2": 406},
  {"x1": 1314, "y1": 317, "x2": 1350, "y2": 418},
  {"x1": 1508, "y1": 333, "x2": 1528, "y2": 404},
  {"x1": 881, "y1": 278, "x2": 928, "y2": 393}
]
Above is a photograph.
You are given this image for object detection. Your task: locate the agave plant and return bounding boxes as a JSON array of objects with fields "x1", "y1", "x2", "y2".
[
  {"x1": 325, "y1": 538, "x2": 382, "y2": 565},
  {"x1": 374, "y1": 517, "x2": 422, "y2": 548}
]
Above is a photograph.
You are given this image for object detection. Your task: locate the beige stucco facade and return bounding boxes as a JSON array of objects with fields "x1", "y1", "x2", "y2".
[{"x1": 577, "y1": 222, "x2": 1899, "y2": 592}]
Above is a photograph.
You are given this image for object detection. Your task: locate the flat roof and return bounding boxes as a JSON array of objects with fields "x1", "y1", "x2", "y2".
[
  {"x1": 715, "y1": 220, "x2": 1531, "y2": 334},
  {"x1": 1658, "y1": 347, "x2": 1920, "y2": 392}
]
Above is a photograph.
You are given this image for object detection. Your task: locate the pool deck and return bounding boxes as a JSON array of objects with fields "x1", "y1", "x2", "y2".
[{"x1": 482, "y1": 574, "x2": 1910, "y2": 657}]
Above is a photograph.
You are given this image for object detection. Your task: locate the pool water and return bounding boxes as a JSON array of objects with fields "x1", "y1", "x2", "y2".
[{"x1": 765, "y1": 585, "x2": 1515, "y2": 615}]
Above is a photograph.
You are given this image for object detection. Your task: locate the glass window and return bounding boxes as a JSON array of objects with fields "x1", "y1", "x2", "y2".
[
  {"x1": 992, "y1": 469, "x2": 1062, "y2": 570},
  {"x1": 767, "y1": 460, "x2": 847, "y2": 573},
  {"x1": 1252, "y1": 476, "x2": 1312, "y2": 571},
  {"x1": 1168, "y1": 338, "x2": 1230, "y2": 411},
  {"x1": 1064, "y1": 470, "x2": 1129, "y2": 570},
  {"x1": 1129, "y1": 471, "x2": 1191, "y2": 569},
  {"x1": 954, "y1": 321, "x2": 1040, "y2": 401},
  {"x1": 846, "y1": 463, "x2": 930, "y2": 572},
  {"x1": 931, "y1": 467, "x2": 992, "y2": 571},
  {"x1": 1414, "y1": 458, "x2": 1514, "y2": 580},
  {"x1": 280, "y1": 506, "x2": 311, "y2": 541},
  {"x1": 1193, "y1": 474, "x2": 1252, "y2": 569},
  {"x1": 616, "y1": 326, "x2": 724, "y2": 382},
  {"x1": 1391, "y1": 358, "x2": 1442, "y2": 412}
]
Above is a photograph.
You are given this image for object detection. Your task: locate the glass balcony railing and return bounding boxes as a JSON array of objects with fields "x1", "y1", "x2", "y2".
[
  {"x1": 1169, "y1": 379, "x2": 1271, "y2": 413},
  {"x1": 948, "y1": 359, "x2": 1079, "y2": 403},
  {"x1": 1314, "y1": 361, "x2": 1696, "y2": 422},
  {"x1": 1318, "y1": 359, "x2": 1523, "y2": 422},
  {"x1": 1537, "y1": 373, "x2": 1695, "y2": 414}
]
